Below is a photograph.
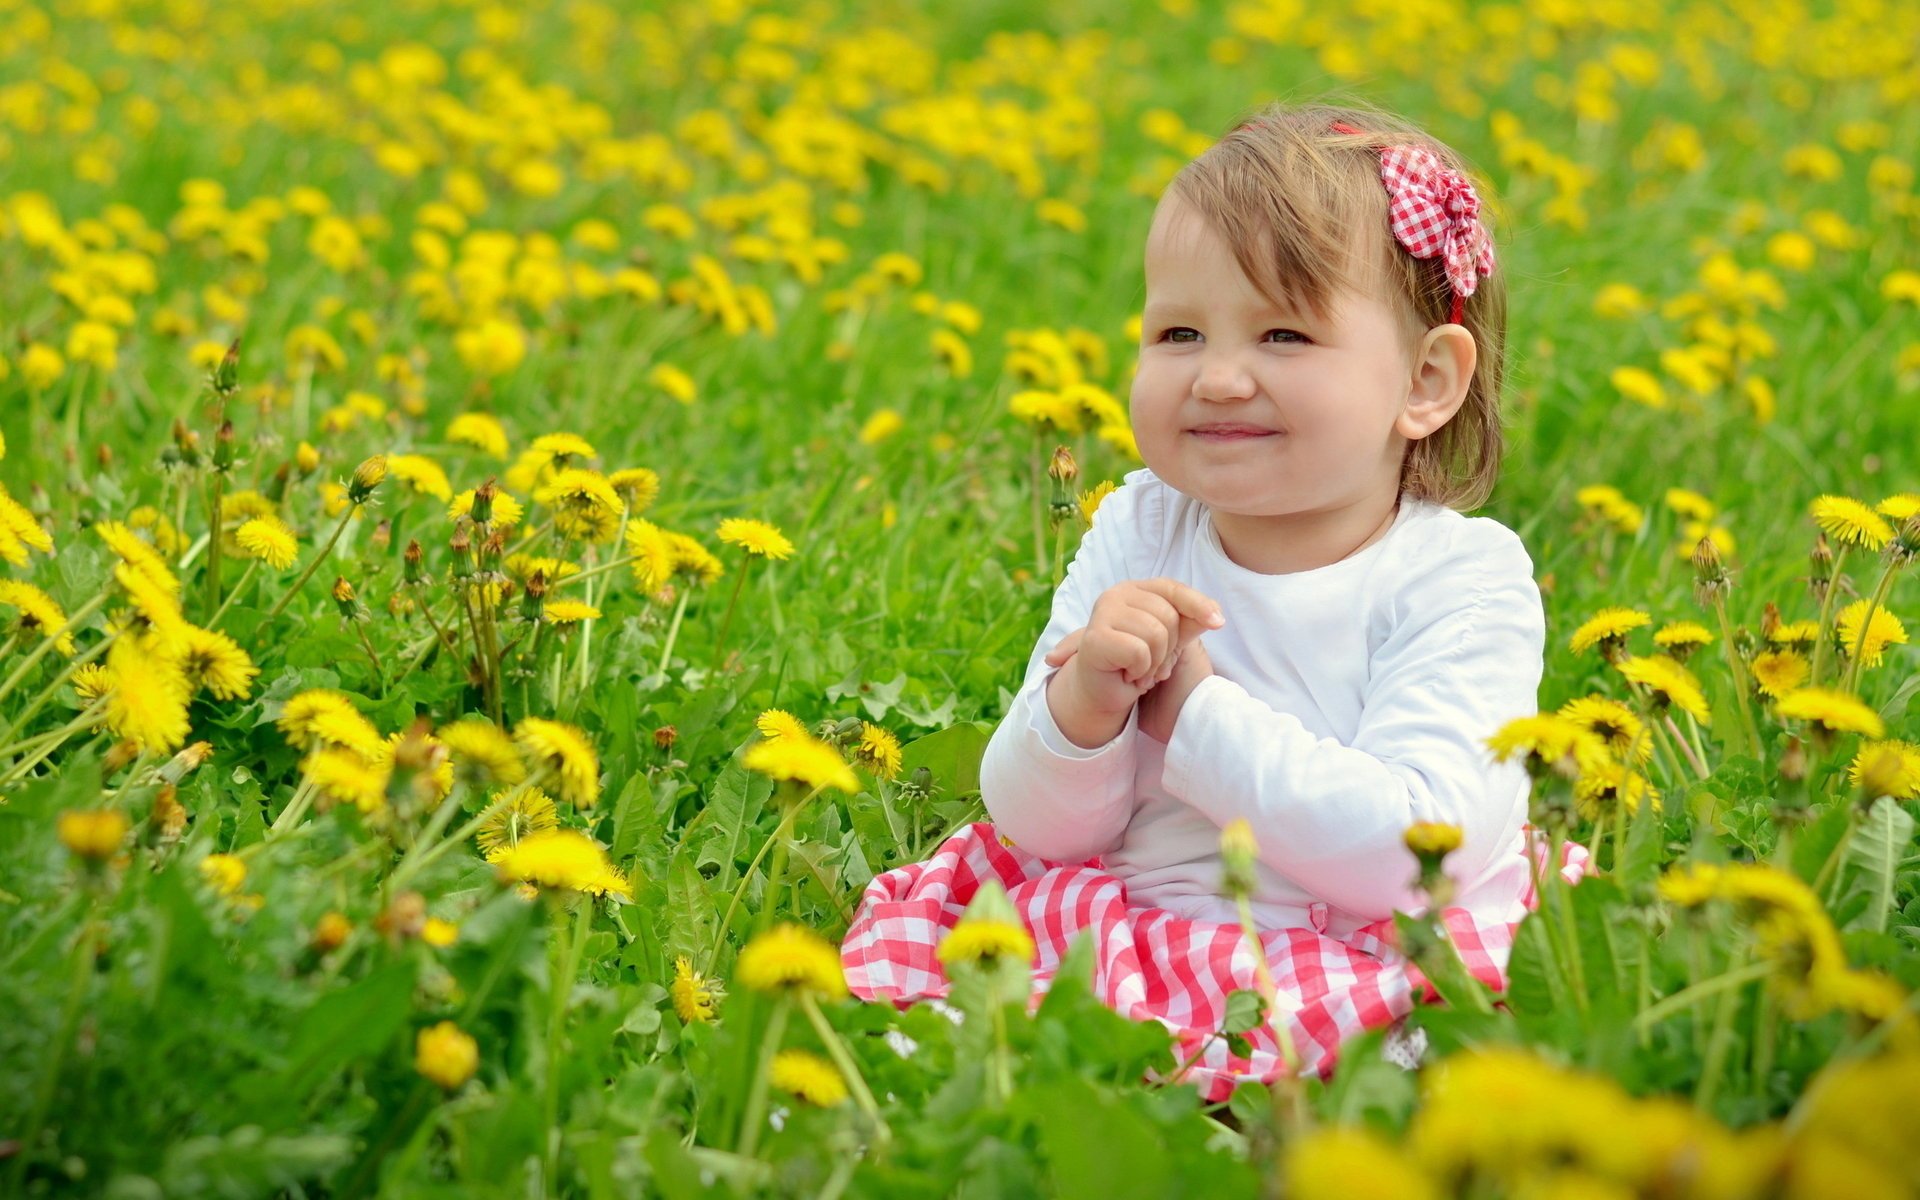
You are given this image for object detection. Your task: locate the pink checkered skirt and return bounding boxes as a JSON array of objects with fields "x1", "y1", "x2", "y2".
[{"x1": 841, "y1": 821, "x2": 1588, "y2": 1102}]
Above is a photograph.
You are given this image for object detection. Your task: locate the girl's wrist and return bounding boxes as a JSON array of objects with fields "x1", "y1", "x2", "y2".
[{"x1": 1046, "y1": 658, "x2": 1133, "y2": 750}]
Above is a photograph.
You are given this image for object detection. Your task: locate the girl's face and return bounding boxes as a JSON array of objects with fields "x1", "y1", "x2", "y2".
[{"x1": 1130, "y1": 195, "x2": 1422, "y2": 528}]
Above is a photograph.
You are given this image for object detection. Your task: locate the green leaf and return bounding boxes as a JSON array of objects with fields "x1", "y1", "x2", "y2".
[
  {"x1": 229, "y1": 961, "x2": 417, "y2": 1121},
  {"x1": 1220, "y1": 988, "x2": 1267, "y2": 1035},
  {"x1": 899, "y1": 719, "x2": 994, "y2": 799},
  {"x1": 1013, "y1": 1076, "x2": 1174, "y2": 1200},
  {"x1": 1837, "y1": 797, "x2": 1916, "y2": 933},
  {"x1": 690, "y1": 760, "x2": 772, "y2": 885},
  {"x1": 663, "y1": 849, "x2": 717, "y2": 967}
]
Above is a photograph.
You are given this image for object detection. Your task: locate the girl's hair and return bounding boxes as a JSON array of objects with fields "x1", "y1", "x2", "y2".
[{"x1": 1164, "y1": 100, "x2": 1508, "y2": 510}]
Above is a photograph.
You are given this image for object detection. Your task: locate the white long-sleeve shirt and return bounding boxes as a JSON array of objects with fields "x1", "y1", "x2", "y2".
[{"x1": 980, "y1": 466, "x2": 1546, "y2": 941}]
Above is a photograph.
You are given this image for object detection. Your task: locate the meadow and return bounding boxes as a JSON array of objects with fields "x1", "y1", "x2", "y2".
[{"x1": 1, "y1": 0, "x2": 1918, "y2": 1195}]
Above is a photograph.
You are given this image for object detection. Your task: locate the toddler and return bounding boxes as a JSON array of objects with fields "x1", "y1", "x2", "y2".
[{"x1": 842, "y1": 102, "x2": 1582, "y2": 1098}]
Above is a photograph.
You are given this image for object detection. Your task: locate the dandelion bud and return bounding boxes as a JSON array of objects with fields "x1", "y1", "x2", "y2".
[
  {"x1": 653, "y1": 724, "x2": 678, "y2": 751},
  {"x1": 159, "y1": 741, "x2": 214, "y2": 784},
  {"x1": 295, "y1": 441, "x2": 321, "y2": 474},
  {"x1": 312, "y1": 911, "x2": 352, "y2": 953},
  {"x1": 147, "y1": 784, "x2": 187, "y2": 844},
  {"x1": 213, "y1": 419, "x2": 236, "y2": 472},
  {"x1": 377, "y1": 890, "x2": 428, "y2": 942},
  {"x1": 1691, "y1": 535, "x2": 1729, "y2": 608},
  {"x1": 449, "y1": 523, "x2": 472, "y2": 558},
  {"x1": 104, "y1": 739, "x2": 142, "y2": 771},
  {"x1": 348, "y1": 454, "x2": 387, "y2": 503},
  {"x1": 1809, "y1": 533, "x2": 1834, "y2": 601},
  {"x1": 521, "y1": 568, "x2": 548, "y2": 620},
  {"x1": 212, "y1": 337, "x2": 241, "y2": 395},
  {"x1": 58, "y1": 808, "x2": 130, "y2": 863},
  {"x1": 370, "y1": 519, "x2": 391, "y2": 553},
  {"x1": 1404, "y1": 821, "x2": 1462, "y2": 903},
  {"x1": 1779, "y1": 734, "x2": 1809, "y2": 784},
  {"x1": 828, "y1": 716, "x2": 865, "y2": 746},
  {"x1": 481, "y1": 524, "x2": 508, "y2": 563},
  {"x1": 331, "y1": 576, "x2": 358, "y2": 620},
  {"x1": 388, "y1": 718, "x2": 442, "y2": 811},
  {"x1": 1219, "y1": 817, "x2": 1258, "y2": 901},
  {"x1": 1048, "y1": 444, "x2": 1079, "y2": 484},
  {"x1": 171, "y1": 417, "x2": 202, "y2": 467},
  {"x1": 415, "y1": 1021, "x2": 478, "y2": 1091},
  {"x1": 266, "y1": 461, "x2": 291, "y2": 504},
  {"x1": 96, "y1": 442, "x2": 113, "y2": 469},
  {"x1": 404, "y1": 539, "x2": 424, "y2": 585},
  {"x1": 471, "y1": 479, "x2": 497, "y2": 526},
  {"x1": 1854, "y1": 743, "x2": 1908, "y2": 807},
  {"x1": 1761, "y1": 600, "x2": 1783, "y2": 641},
  {"x1": 1892, "y1": 515, "x2": 1920, "y2": 565}
]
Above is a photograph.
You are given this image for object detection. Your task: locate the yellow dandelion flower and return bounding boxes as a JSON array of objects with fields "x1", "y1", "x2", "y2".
[
  {"x1": 1663, "y1": 488, "x2": 1716, "y2": 522},
  {"x1": 1657, "y1": 862, "x2": 1721, "y2": 908},
  {"x1": 415, "y1": 1021, "x2": 478, "y2": 1090},
  {"x1": 71, "y1": 663, "x2": 113, "y2": 704},
  {"x1": 95, "y1": 520, "x2": 178, "y2": 595},
  {"x1": 1849, "y1": 741, "x2": 1920, "y2": 801},
  {"x1": 1077, "y1": 480, "x2": 1118, "y2": 527},
  {"x1": 1573, "y1": 759, "x2": 1660, "y2": 823},
  {"x1": 1008, "y1": 389, "x2": 1084, "y2": 434},
  {"x1": 665, "y1": 532, "x2": 725, "y2": 583},
  {"x1": 446, "y1": 412, "x2": 510, "y2": 459},
  {"x1": 754, "y1": 709, "x2": 810, "y2": 743},
  {"x1": 0, "y1": 485, "x2": 53, "y2": 565},
  {"x1": 769, "y1": 1049, "x2": 848, "y2": 1106},
  {"x1": 855, "y1": 722, "x2": 903, "y2": 780},
  {"x1": 277, "y1": 689, "x2": 382, "y2": 754},
  {"x1": 492, "y1": 828, "x2": 632, "y2": 899},
  {"x1": 742, "y1": 732, "x2": 860, "y2": 794},
  {"x1": 1403, "y1": 821, "x2": 1464, "y2": 859},
  {"x1": 1610, "y1": 365, "x2": 1666, "y2": 408},
  {"x1": 438, "y1": 717, "x2": 526, "y2": 786},
  {"x1": 449, "y1": 489, "x2": 526, "y2": 527},
  {"x1": 1486, "y1": 713, "x2": 1610, "y2": 777},
  {"x1": 716, "y1": 517, "x2": 794, "y2": 561},
  {"x1": 172, "y1": 624, "x2": 259, "y2": 700},
  {"x1": 1775, "y1": 688, "x2": 1884, "y2": 738},
  {"x1": 514, "y1": 717, "x2": 601, "y2": 808},
  {"x1": 114, "y1": 562, "x2": 184, "y2": 632},
  {"x1": 475, "y1": 787, "x2": 559, "y2": 859},
  {"x1": 303, "y1": 745, "x2": 391, "y2": 813},
  {"x1": 199, "y1": 852, "x2": 247, "y2": 897},
  {"x1": 606, "y1": 468, "x2": 660, "y2": 514},
  {"x1": 1835, "y1": 600, "x2": 1907, "y2": 669},
  {"x1": 534, "y1": 468, "x2": 623, "y2": 515},
  {"x1": 234, "y1": 517, "x2": 299, "y2": 570},
  {"x1": 1768, "y1": 620, "x2": 1821, "y2": 645},
  {"x1": 1569, "y1": 607, "x2": 1651, "y2": 654},
  {"x1": 103, "y1": 640, "x2": 191, "y2": 752},
  {"x1": 1750, "y1": 649, "x2": 1810, "y2": 698},
  {"x1": 624, "y1": 520, "x2": 676, "y2": 594},
  {"x1": 859, "y1": 409, "x2": 904, "y2": 445},
  {"x1": 503, "y1": 554, "x2": 577, "y2": 585},
  {"x1": 530, "y1": 432, "x2": 598, "y2": 463},
  {"x1": 1653, "y1": 621, "x2": 1714, "y2": 651},
  {"x1": 647, "y1": 363, "x2": 697, "y2": 404},
  {"x1": 0, "y1": 580, "x2": 76, "y2": 655},
  {"x1": 1617, "y1": 655, "x2": 1711, "y2": 723},
  {"x1": 938, "y1": 917, "x2": 1036, "y2": 966},
  {"x1": 735, "y1": 923, "x2": 847, "y2": 997},
  {"x1": 671, "y1": 955, "x2": 722, "y2": 1024},
  {"x1": 387, "y1": 454, "x2": 454, "y2": 502},
  {"x1": 1876, "y1": 494, "x2": 1919, "y2": 524},
  {"x1": 1810, "y1": 495, "x2": 1893, "y2": 551},
  {"x1": 421, "y1": 917, "x2": 458, "y2": 948},
  {"x1": 1557, "y1": 696, "x2": 1650, "y2": 762},
  {"x1": 58, "y1": 809, "x2": 130, "y2": 862},
  {"x1": 542, "y1": 600, "x2": 601, "y2": 625}
]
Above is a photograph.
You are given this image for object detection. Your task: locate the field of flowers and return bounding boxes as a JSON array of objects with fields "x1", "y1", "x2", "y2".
[{"x1": 1, "y1": 0, "x2": 1917, "y2": 1195}]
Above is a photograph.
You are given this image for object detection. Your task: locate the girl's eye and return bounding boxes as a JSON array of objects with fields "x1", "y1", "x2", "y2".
[
  {"x1": 1266, "y1": 329, "x2": 1307, "y2": 344},
  {"x1": 1157, "y1": 328, "x2": 1307, "y2": 344},
  {"x1": 1163, "y1": 328, "x2": 1199, "y2": 343}
]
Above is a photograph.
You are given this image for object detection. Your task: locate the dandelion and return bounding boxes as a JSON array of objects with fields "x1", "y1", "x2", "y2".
[
  {"x1": 1486, "y1": 713, "x2": 1610, "y2": 778},
  {"x1": 234, "y1": 517, "x2": 298, "y2": 570},
  {"x1": 1573, "y1": 759, "x2": 1660, "y2": 823},
  {"x1": 754, "y1": 709, "x2": 810, "y2": 744},
  {"x1": 1569, "y1": 607, "x2": 1651, "y2": 655},
  {"x1": 386, "y1": 454, "x2": 454, "y2": 503},
  {"x1": 0, "y1": 486, "x2": 53, "y2": 565},
  {"x1": 769, "y1": 1050, "x2": 849, "y2": 1107},
  {"x1": 938, "y1": 912, "x2": 1037, "y2": 966},
  {"x1": 514, "y1": 717, "x2": 600, "y2": 808},
  {"x1": 671, "y1": 955, "x2": 722, "y2": 1024},
  {"x1": 415, "y1": 1021, "x2": 479, "y2": 1090},
  {"x1": 447, "y1": 412, "x2": 510, "y2": 459},
  {"x1": 624, "y1": 520, "x2": 676, "y2": 594},
  {"x1": 492, "y1": 828, "x2": 632, "y2": 899},
  {"x1": 1878, "y1": 494, "x2": 1920, "y2": 524},
  {"x1": 0, "y1": 580, "x2": 75, "y2": 655},
  {"x1": 438, "y1": 718, "x2": 526, "y2": 786},
  {"x1": 1078, "y1": 480, "x2": 1117, "y2": 526},
  {"x1": 607, "y1": 468, "x2": 660, "y2": 513},
  {"x1": 449, "y1": 489, "x2": 525, "y2": 527},
  {"x1": 735, "y1": 923, "x2": 848, "y2": 997},
  {"x1": 1834, "y1": 600, "x2": 1907, "y2": 668},
  {"x1": 103, "y1": 640, "x2": 191, "y2": 753},
  {"x1": 58, "y1": 809, "x2": 130, "y2": 862},
  {"x1": 1008, "y1": 389, "x2": 1085, "y2": 434},
  {"x1": 473, "y1": 787, "x2": 558, "y2": 860},
  {"x1": 854, "y1": 722, "x2": 903, "y2": 780},
  {"x1": 542, "y1": 600, "x2": 601, "y2": 625},
  {"x1": 421, "y1": 918, "x2": 458, "y2": 948},
  {"x1": 1849, "y1": 741, "x2": 1920, "y2": 801},
  {"x1": 665, "y1": 532, "x2": 725, "y2": 583},
  {"x1": 1617, "y1": 655, "x2": 1712, "y2": 723},
  {"x1": 171, "y1": 624, "x2": 259, "y2": 700},
  {"x1": 303, "y1": 746, "x2": 391, "y2": 813},
  {"x1": 1751, "y1": 649, "x2": 1811, "y2": 697},
  {"x1": 1767, "y1": 620, "x2": 1821, "y2": 645},
  {"x1": 742, "y1": 732, "x2": 860, "y2": 795},
  {"x1": 95, "y1": 521, "x2": 177, "y2": 595},
  {"x1": 716, "y1": 517, "x2": 795, "y2": 560},
  {"x1": 200, "y1": 852, "x2": 247, "y2": 897},
  {"x1": 276, "y1": 690, "x2": 383, "y2": 755},
  {"x1": 1219, "y1": 818, "x2": 1259, "y2": 900},
  {"x1": 1574, "y1": 484, "x2": 1643, "y2": 534},
  {"x1": 1558, "y1": 696, "x2": 1650, "y2": 762},
  {"x1": 859, "y1": 409, "x2": 904, "y2": 445},
  {"x1": 1610, "y1": 366, "x2": 1666, "y2": 408},
  {"x1": 1775, "y1": 688, "x2": 1885, "y2": 739},
  {"x1": 647, "y1": 363, "x2": 697, "y2": 404},
  {"x1": 1653, "y1": 621, "x2": 1714, "y2": 657},
  {"x1": 1810, "y1": 495, "x2": 1893, "y2": 551}
]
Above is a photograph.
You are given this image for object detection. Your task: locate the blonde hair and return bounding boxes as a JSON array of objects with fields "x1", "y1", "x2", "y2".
[{"x1": 1163, "y1": 100, "x2": 1508, "y2": 510}]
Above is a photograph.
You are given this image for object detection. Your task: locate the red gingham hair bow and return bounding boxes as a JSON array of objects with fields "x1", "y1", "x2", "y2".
[{"x1": 1327, "y1": 120, "x2": 1495, "y2": 324}]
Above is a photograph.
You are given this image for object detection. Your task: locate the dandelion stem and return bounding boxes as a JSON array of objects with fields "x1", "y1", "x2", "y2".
[
  {"x1": 1693, "y1": 946, "x2": 1754, "y2": 1113},
  {"x1": 797, "y1": 991, "x2": 891, "y2": 1145},
  {"x1": 704, "y1": 787, "x2": 825, "y2": 978},
  {"x1": 735, "y1": 996, "x2": 791, "y2": 1160},
  {"x1": 1807, "y1": 545, "x2": 1850, "y2": 687},
  {"x1": 1663, "y1": 714, "x2": 1710, "y2": 780},
  {"x1": 267, "y1": 501, "x2": 360, "y2": 620},
  {"x1": 203, "y1": 471, "x2": 226, "y2": 619},
  {"x1": 1710, "y1": 595, "x2": 1764, "y2": 758},
  {"x1": 1840, "y1": 555, "x2": 1899, "y2": 697},
  {"x1": 207, "y1": 559, "x2": 259, "y2": 630},
  {"x1": 542, "y1": 898, "x2": 593, "y2": 1196},
  {"x1": 1232, "y1": 891, "x2": 1304, "y2": 1130},
  {"x1": 1634, "y1": 959, "x2": 1772, "y2": 1032},
  {"x1": 390, "y1": 770, "x2": 551, "y2": 892},
  {"x1": 655, "y1": 585, "x2": 693, "y2": 676},
  {"x1": 0, "y1": 697, "x2": 110, "y2": 785},
  {"x1": 0, "y1": 628, "x2": 121, "y2": 750},
  {"x1": 1028, "y1": 430, "x2": 1049, "y2": 581},
  {"x1": 0, "y1": 590, "x2": 110, "y2": 709},
  {"x1": 265, "y1": 777, "x2": 320, "y2": 840},
  {"x1": 713, "y1": 559, "x2": 752, "y2": 670},
  {"x1": 7, "y1": 913, "x2": 95, "y2": 1194}
]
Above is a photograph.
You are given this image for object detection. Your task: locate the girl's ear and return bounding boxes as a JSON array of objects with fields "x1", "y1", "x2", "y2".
[{"x1": 1395, "y1": 324, "x2": 1477, "y2": 441}]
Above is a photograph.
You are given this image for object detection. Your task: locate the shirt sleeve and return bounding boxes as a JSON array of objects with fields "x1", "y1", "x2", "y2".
[
  {"x1": 978, "y1": 473, "x2": 1161, "y2": 864},
  {"x1": 1157, "y1": 526, "x2": 1545, "y2": 921}
]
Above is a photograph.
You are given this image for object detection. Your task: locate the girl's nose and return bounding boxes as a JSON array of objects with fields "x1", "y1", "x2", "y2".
[{"x1": 1192, "y1": 350, "x2": 1256, "y2": 402}]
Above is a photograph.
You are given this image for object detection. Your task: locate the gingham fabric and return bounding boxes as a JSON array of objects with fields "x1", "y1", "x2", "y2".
[
  {"x1": 842, "y1": 821, "x2": 1588, "y2": 1101},
  {"x1": 1377, "y1": 143, "x2": 1496, "y2": 316}
]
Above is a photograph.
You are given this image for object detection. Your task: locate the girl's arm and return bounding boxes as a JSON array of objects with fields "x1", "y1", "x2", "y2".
[
  {"x1": 978, "y1": 475, "x2": 1162, "y2": 863},
  {"x1": 1158, "y1": 531, "x2": 1545, "y2": 921}
]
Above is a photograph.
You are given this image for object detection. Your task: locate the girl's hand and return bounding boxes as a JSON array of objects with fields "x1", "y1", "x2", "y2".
[
  {"x1": 1041, "y1": 579, "x2": 1223, "y2": 747},
  {"x1": 1137, "y1": 638, "x2": 1214, "y2": 744}
]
